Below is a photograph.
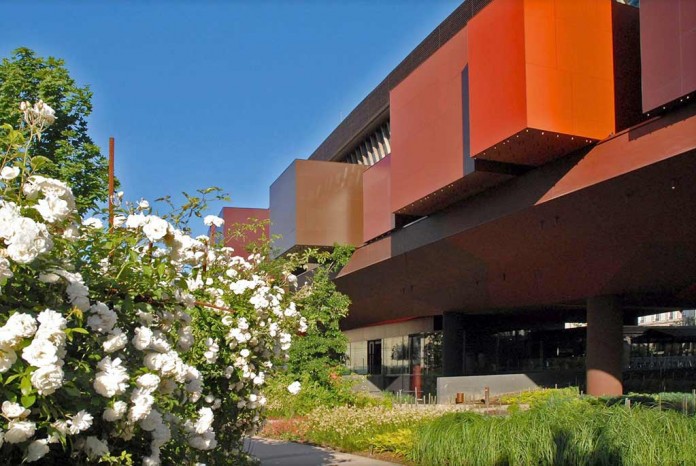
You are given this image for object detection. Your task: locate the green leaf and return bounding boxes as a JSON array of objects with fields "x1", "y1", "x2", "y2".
[
  {"x1": 20, "y1": 394, "x2": 36, "y2": 408},
  {"x1": 30, "y1": 155, "x2": 55, "y2": 171},
  {"x1": 20, "y1": 375, "x2": 32, "y2": 395},
  {"x1": 4, "y1": 373, "x2": 22, "y2": 385}
]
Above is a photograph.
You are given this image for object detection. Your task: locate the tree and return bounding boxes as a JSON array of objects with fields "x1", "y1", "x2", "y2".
[
  {"x1": 0, "y1": 47, "x2": 108, "y2": 213},
  {"x1": 287, "y1": 245, "x2": 353, "y2": 383}
]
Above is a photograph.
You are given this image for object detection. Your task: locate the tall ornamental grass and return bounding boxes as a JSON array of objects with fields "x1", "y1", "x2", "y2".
[{"x1": 412, "y1": 398, "x2": 696, "y2": 466}]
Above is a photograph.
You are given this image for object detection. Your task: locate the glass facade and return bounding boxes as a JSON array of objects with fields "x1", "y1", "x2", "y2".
[
  {"x1": 346, "y1": 332, "x2": 442, "y2": 395},
  {"x1": 346, "y1": 325, "x2": 696, "y2": 394}
]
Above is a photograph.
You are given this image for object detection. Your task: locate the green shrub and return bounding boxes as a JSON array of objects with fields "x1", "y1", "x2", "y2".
[
  {"x1": 499, "y1": 387, "x2": 580, "y2": 408},
  {"x1": 264, "y1": 373, "x2": 389, "y2": 418},
  {"x1": 370, "y1": 428, "x2": 415, "y2": 456}
]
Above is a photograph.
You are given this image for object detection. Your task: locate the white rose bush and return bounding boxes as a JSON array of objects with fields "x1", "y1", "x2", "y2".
[{"x1": 0, "y1": 104, "x2": 306, "y2": 465}]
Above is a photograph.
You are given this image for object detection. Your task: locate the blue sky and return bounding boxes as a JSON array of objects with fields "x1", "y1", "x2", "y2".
[{"x1": 1, "y1": 0, "x2": 459, "y2": 232}]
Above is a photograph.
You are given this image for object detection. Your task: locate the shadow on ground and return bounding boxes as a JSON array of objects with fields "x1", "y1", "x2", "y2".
[{"x1": 245, "y1": 437, "x2": 401, "y2": 466}]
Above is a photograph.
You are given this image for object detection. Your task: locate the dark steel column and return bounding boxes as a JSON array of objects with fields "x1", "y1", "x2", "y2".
[
  {"x1": 443, "y1": 312, "x2": 466, "y2": 376},
  {"x1": 586, "y1": 296, "x2": 623, "y2": 396}
]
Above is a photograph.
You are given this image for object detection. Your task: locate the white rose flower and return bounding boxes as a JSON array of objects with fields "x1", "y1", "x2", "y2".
[
  {"x1": 2, "y1": 401, "x2": 30, "y2": 418},
  {"x1": 128, "y1": 389, "x2": 154, "y2": 422},
  {"x1": 87, "y1": 302, "x2": 117, "y2": 334},
  {"x1": 102, "y1": 400, "x2": 128, "y2": 422},
  {"x1": 194, "y1": 407, "x2": 214, "y2": 434},
  {"x1": 139, "y1": 409, "x2": 163, "y2": 432},
  {"x1": 136, "y1": 373, "x2": 161, "y2": 393},
  {"x1": 26, "y1": 438, "x2": 50, "y2": 462},
  {"x1": 188, "y1": 430, "x2": 217, "y2": 451},
  {"x1": 287, "y1": 381, "x2": 301, "y2": 395},
  {"x1": 38, "y1": 272, "x2": 60, "y2": 283},
  {"x1": 0, "y1": 166, "x2": 20, "y2": 181},
  {"x1": 83, "y1": 436, "x2": 109, "y2": 459},
  {"x1": 103, "y1": 328, "x2": 128, "y2": 353},
  {"x1": 0, "y1": 257, "x2": 12, "y2": 280},
  {"x1": 6, "y1": 312, "x2": 38, "y2": 339},
  {"x1": 177, "y1": 326, "x2": 194, "y2": 351},
  {"x1": 69, "y1": 410, "x2": 94, "y2": 434},
  {"x1": 203, "y1": 215, "x2": 224, "y2": 227},
  {"x1": 35, "y1": 193, "x2": 71, "y2": 223},
  {"x1": 22, "y1": 338, "x2": 58, "y2": 367},
  {"x1": 142, "y1": 216, "x2": 169, "y2": 242},
  {"x1": 82, "y1": 217, "x2": 103, "y2": 229},
  {"x1": 4, "y1": 420, "x2": 36, "y2": 443},
  {"x1": 133, "y1": 326, "x2": 153, "y2": 350},
  {"x1": 125, "y1": 213, "x2": 146, "y2": 229},
  {"x1": 93, "y1": 357, "x2": 129, "y2": 398},
  {"x1": 31, "y1": 364, "x2": 64, "y2": 395},
  {"x1": 0, "y1": 348, "x2": 17, "y2": 373}
]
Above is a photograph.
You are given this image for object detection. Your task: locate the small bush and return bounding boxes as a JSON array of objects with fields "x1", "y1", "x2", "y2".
[{"x1": 370, "y1": 428, "x2": 415, "y2": 456}]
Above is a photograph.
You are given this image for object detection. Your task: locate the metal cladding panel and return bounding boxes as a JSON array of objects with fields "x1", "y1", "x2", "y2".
[
  {"x1": 219, "y1": 207, "x2": 269, "y2": 255},
  {"x1": 390, "y1": 26, "x2": 469, "y2": 214},
  {"x1": 468, "y1": 0, "x2": 528, "y2": 159},
  {"x1": 294, "y1": 160, "x2": 367, "y2": 249},
  {"x1": 269, "y1": 162, "x2": 297, "y2": 256},
  {"x1": 640, "y1": 0, "x2": 696, "y2": 113},
  {"x1": 362, "y1": 155, "x2": 394, "y2": 243},
  {"x1": 469, "y1": 0, "x2": 616, "y2": 165}
]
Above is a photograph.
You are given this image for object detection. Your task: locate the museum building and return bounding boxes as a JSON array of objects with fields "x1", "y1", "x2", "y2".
[{"x1": 215, "y1": 0, "x2": 696, "y2": 398}]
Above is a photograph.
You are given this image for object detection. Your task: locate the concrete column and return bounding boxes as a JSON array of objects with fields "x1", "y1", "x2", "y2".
[
  {"x1": 442, "y1": 312, "x2": 465, "y2": 376},
  {"x1": 586, "y1": 296, "x2": 623, "y2": 396}
]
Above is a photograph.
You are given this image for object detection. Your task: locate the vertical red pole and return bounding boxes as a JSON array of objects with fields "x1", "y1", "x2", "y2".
[{"x1": 108, "y1": 137, "x2": 115, "y2": 229}]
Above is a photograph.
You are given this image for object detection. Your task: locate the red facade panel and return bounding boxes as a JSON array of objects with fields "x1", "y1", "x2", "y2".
[
  {"x1": 217, "y1": 207, "x2": 269, "y2": 255},
  {"x1": 362, "y1": 155, "x2": 394, "y2": 243},
  {"x1": 640, "y1": 0, "x2": 696, "y2": 112}
]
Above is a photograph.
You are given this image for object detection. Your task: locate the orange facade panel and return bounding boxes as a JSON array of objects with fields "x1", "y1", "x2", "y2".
[
  {"x1": 362, "y1": 155, "x2": 394, "y2": 243},
  {"x1": 469, "y1": 0, "x2": 616, "y2": 165},
  {"x1": 390, "y1": 27, "x2": 469, "y2": 214},
  {"x1": 217, "y1": 207, "x2": 269, "y2": 255},
  {"x1": 270, "y1": 160, "x2": 366, "y2": 255},
  {"x1": 640, "y1": 0, "x2": 696, "y2": 113}
]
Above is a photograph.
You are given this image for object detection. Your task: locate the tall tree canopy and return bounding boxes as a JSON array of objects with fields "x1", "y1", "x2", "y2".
[{"x1": 0, "y1": 47, "x2": 108, "y2": 213}]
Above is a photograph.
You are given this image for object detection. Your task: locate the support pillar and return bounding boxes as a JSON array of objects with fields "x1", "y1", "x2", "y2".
[
  {"x1": 442, "y1": 312, "x2": 465, "y2": 376},
  {"x1": 586, "y1": 296, "x2": 623, "y2": 396}
]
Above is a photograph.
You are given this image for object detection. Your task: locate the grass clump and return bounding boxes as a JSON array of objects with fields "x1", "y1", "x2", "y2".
[{"x1": 412, "y1": 397, "x2": 696, "y2": 466}]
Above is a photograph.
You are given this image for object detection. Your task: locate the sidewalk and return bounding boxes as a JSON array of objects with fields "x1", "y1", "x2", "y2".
[{"x1": 245, "y1": 437, "x2": 402, "y2": 466}]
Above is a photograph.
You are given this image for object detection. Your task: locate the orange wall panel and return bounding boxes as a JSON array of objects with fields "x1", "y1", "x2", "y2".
[
  {"x1": 295, "y1": 160, "x2": 366, "y2": 249},
  {"x1": 468, "y1": 0, "x2": 527, "y2": 158},
  {"x1": 469, "y1": 0, "x2": 616, "y2": 160},
  {"x1": 390, "y1": 27, "x2": 469, "y2": 214},
  {"x1": 270, "y1": 160, "x2": 366, "y2": 255},
  {"x1": 363, "y1": 155, "x2": 394, "y2": 243}
]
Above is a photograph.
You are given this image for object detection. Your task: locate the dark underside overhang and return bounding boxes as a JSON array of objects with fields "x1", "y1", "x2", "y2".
[{"x1": 336, "y1": 104, "x2": 696, "y2": 330}]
